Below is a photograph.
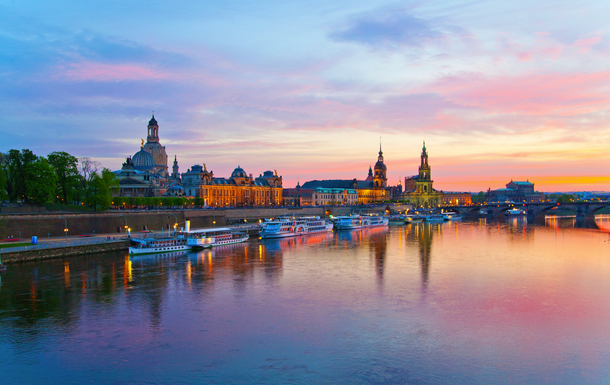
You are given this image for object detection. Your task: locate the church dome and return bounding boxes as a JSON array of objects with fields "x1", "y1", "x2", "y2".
[
  {"x1": 231, "y1": 166, "x2": 247, "y2": 178},
  {"x1": 375, "y1": 160, "x2": 387, "y2": 170},
  {"x1": 149, "y1": 113, "x2": 157, "y2": 125},
  {"x1": 132, "y1": 149, "x2": 155, "y2": 171}
]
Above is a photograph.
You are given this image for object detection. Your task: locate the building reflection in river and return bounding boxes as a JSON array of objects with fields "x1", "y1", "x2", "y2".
[{"x1": 405, "y1": 223, "x2": 439, "y2": 291}]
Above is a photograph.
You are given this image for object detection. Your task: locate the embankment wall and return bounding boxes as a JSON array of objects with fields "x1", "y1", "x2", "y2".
[
  {"x1": 1, "y1": 240, "x2": 130, "y2": 264},
  {"x1": 0, "y1": 206, "x2": 386, "y2": 239}
]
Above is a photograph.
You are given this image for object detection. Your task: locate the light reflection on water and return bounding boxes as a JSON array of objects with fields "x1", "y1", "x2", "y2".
[{"x1": 1, "y1": 222, "x2": 610, "y2": 384}]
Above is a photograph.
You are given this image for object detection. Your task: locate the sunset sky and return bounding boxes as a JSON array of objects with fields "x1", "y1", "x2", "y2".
[{"x1": 1, "y1": 0, "x2": 609, "y2": 192}]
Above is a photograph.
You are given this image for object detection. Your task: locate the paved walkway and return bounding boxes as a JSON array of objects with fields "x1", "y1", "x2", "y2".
[{"x1": 0, "y1": 225, "x2": 260, "y2": 253}]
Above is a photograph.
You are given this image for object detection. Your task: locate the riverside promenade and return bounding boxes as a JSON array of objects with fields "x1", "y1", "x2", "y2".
[
  {"x1": 0, "y1": 223, "x2": 263, "y2": 265},
  {"x1": 0, "y1": 233, "x2": 131, "y2": 264}
]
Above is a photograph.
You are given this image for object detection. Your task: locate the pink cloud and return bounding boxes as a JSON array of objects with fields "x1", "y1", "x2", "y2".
[
  {"x1": 56, "y1": 61, "x2": 175, "y2": 81},
  {"x1": 424, "y1": 71, "x2": 610, "y2": 115},
  {"x1": 572, "y1": 32, "x2": 602, "y2": 53}
]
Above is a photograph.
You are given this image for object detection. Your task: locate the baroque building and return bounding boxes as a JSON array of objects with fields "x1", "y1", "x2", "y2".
[
  {"x1": 114, "y1": 114, "x2": 178, "y2": 197},
  {"x1": 402, "y1": 142, "x2": 442, "y2": 207},
  {"x1": 181, "y1": 164, "x2": 283, "y2": 207},
  {"x1": 301, "y1": 144, "x2": 391, "y2": 204}
]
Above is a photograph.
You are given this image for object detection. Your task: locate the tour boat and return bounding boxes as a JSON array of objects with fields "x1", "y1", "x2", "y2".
[
  {"x1": 405, "y1": 214, "x2": 425, "y2": 223},
  {"x1": 423, "y1": 214, "x2": 445, "y2": 222},
  {"x1": 505, "y1": 208, "x2": 527, "y2": 216},
  {"x1": 129, "y1": 237, "x2": 189, "y2": 255},
  {"x1": 259, "y1": 216, "x2": 333, "y2": 239},
  {"x1": 443, "y1": 212, "x2": 463, "y2": 220},
  {"x1": 186, "y1": 227, "x2": 249, "y2": 248},
  {"x1": 388, "y1": 214, "x2": 406, "y2": 225},
  {"x1": 333, "y1": 214, "x2": 389, "y2": 230}
]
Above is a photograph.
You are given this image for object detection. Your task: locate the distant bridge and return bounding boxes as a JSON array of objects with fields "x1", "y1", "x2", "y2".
[{"x1": 443, "y1": 201, "x2": 610, "y2": 222}]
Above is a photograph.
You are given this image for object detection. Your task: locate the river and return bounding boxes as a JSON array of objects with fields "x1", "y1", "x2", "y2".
[{"x1": 1, "y1": 219, "x2": 610, "y2": 384}]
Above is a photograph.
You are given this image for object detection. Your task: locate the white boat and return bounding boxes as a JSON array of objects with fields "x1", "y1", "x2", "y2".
[
  {"x1": 129, "y1": 237, "x2": 189, "y2": 255},
  {"x1": 333, "y1": 214, "x2": 389, "y2": 230},
  {"x1": 186, "y1": 227, "x2": 249, "y2": 248},
  {"x1": 388, "y1": 214, "x2": 406, "y2": 225},
  {"x1": 505, "y1": 208, "x2": 527, "y2": 216},
  {"x1": 443, "y1": 212, "x2": 462, "y2": 220},
  {"x1": 423, "y1": 214, "x2": 445, "y2": 222},
  {"x1": 405, "y1": 214, "x2": 425, "y2": 223},
  {"x1": 259, "y1": 216, "x2": 333, "y2": 239}
]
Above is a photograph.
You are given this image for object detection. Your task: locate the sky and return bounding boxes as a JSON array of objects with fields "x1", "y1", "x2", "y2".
[{"x1": 1, "y1": 0, "x2": 609, "y2": 192}]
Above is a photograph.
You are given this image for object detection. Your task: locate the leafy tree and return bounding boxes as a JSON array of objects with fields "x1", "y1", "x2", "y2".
[
  {"x1": 194, "y1": 197, "x2": 204, "y2": 206},
  {"x1": 47, "y1": 151, "x2": 79, "y2": 204},
  {"x1": 101, "y1": 168, "x2": 119, "y2": 196},
  {"x1": 83, "y1": 168, "x2": 116, "y2": 211},
  {"x1": 24, "y1": 158, "x2": 57, "y2": 204},
  {"x1": 7, "y1": 149, "x2": 37, "y2": 202},
  {"x1": 85, "y1": 173, "x2": 110, "y2": 211},
  {"x1": 0, "y1": 167, "x2": 7, "y2": 201},
  {"x1": 134, "y1": 197, "x2": 145, "y2": 208}
]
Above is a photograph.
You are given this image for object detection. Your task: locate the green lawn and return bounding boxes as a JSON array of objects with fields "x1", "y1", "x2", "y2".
[{"x1": 0, "y1": 242, "x2": 32, "y2": 249}]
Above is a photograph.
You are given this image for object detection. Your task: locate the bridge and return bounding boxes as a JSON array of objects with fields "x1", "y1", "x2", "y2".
[{"x1": 443, "y1": 201, "x2": 610, "y2": 223}]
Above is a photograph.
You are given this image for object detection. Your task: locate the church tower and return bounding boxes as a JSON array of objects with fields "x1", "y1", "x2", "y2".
[
  {"x1": 172, "y1": 155, "x2": 180, "y2": 180},
  {"x1": 142, "y1": 112, "x2": 168, "y2": 176},
  {"x1": 416, "y1": 141, "x2": 433, "y2": 194},
  {"x1": 373, "y1": 141, "x2": 387, "y2": 188}
]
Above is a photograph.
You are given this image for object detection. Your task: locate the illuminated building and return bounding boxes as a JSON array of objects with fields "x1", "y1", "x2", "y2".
[
  {"x1": 181, "y1": 165, "x2": 283, "y2": 207},
  {"x1": 113, "y1": 114, "x2": 178, "y2": 197},
  {"x1": 301, "y1": 144, "x2": 390, "y2": 204},
  {"x1": 402, "y1": 142, "x2": 442, "y2": 207}
]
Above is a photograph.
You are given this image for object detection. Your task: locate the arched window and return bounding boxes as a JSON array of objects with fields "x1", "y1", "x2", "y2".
[{"x1": 424, "y1": 186, "x2": 428, "y2": 192}]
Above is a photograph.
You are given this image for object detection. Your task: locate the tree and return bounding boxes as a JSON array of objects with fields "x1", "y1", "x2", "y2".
[
  {"x1": 86, "y1": 173, "x2": 110, "y2": 211},
  {"x1": 24, "y1": 158, "x2": 57, "y2": 204},
  {"x1": 0, "y1": 167, "x2": 7, "y2": 201},
  {"x1": 101, "y1": 168, "x2": 119, "y2": 196},
  {"x1": 7, "y1": 149, "x2": 37, "y2": 202},
  {"x1": 48, "y1": 151, "x2": 79, "y2": 204}
]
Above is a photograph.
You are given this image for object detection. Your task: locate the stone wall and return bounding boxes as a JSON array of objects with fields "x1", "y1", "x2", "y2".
[
  {"x1": 0, "y1": 211, "x2": 223, "y2": 239},
  {"x1": 1, "y1": 240, "x2": 130, "y2": 264},
  {"x1": 0, "y1": 205, "x2": 388, "y2": 239}
]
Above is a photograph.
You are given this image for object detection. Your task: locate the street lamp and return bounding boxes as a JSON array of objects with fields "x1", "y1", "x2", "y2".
[
  {"x1": 59, "y1": 216, "x2": 68, "y2": 239},
  {"x1": 119, "y1": 214, "x2": 128, "y2": 233},
  {"x1": 169, "y1": 214, "x2": 178, "y2": 235}
]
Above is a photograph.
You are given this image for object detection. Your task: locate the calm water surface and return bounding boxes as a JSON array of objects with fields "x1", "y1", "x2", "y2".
[{"x1": 1, "y1": 220, "x2": 610, "y2": 384}]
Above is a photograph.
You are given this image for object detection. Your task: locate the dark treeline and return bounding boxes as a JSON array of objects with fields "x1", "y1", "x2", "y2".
[{"x1": 0, "y1": 149, "x2": 118, "y2": 211}]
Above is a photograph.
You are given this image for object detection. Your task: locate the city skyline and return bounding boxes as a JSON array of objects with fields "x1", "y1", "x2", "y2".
[{"x1": 2, "y1": 1, "x2": 610, "y2": 192}]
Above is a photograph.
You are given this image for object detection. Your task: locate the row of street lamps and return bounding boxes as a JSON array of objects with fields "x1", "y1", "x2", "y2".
[{"x1": 56, "y1": 215, "x2": 185, "y2": 239}]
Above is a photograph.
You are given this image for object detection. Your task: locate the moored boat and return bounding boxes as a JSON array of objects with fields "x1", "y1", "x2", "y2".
[
  {"x1": 423, "y1": 214, "x2": 445, "y2": 222},
  {"x1": 186, "y1": 227, "x2": 249, "y2": 248},
  {"x1": 388, "y1": 214, "x2": 406, "y2": 225},
  {"x1": 405, "y1": 214, "x2": 425, "y2": 223},
  {"x1": 129, "y1": 237, "x2": 189, "y2": 255},
  {"x1": 443, "y1": 212, "x2": 462, "y2": 220},
  {"x1": 505, "y1": 208, "x2": 527, "y2": 216},
  {"x1": 259, "y1": 216, "x2": 333, "y2": 239},
  {"x1": 333, "y1": 214, "x2": 389, "y2": 230}
]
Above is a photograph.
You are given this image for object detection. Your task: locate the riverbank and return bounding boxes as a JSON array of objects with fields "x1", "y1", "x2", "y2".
[
  {"x1": 0, "y1": 205, "x2": 388, "y2": 239},
  {"x1": 0, "y1": 239, "x2": 130, "y2": 264}
]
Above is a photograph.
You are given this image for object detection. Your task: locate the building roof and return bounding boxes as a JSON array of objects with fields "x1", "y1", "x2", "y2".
[
  {"x1": 302, "y1": 179, "x2": 375, "y2": 189},
  {"x1": 510, "y1": 181, "x2": 533, "y2": 186},
  {"x1": 314, "y1": 187, "x2": 357, "y2": 194},
  {"x1": 132, "y1": 149, "x2": 155, "y2": 171},
  {"x1": 231, "y1": 166, "x2": 247, "y2": 178}
]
